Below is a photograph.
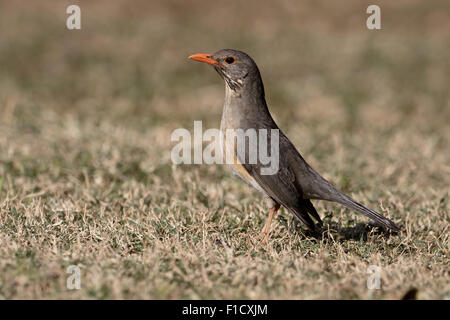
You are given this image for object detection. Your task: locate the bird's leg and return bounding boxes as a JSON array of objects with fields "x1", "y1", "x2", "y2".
[{"x1": 256, "y1": 202, "x2": 281, "y2": 244}]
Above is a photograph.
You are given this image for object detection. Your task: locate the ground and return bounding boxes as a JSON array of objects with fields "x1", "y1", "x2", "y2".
[{"x1": 0, "y1": 0, "x2": 448, "y2": 299}]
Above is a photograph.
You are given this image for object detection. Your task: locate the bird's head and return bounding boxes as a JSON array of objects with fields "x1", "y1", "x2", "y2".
[{"x1": 189, "y1": 49, "x2": 263, "y2": 94}]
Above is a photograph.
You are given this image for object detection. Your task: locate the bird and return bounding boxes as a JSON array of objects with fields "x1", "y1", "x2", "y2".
[{"x1": 188, "y1": 49, "x2": 400, "y2": 243}]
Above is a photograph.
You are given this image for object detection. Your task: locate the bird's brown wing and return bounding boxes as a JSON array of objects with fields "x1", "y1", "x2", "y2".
[
  {"x1": 285, "y1": 142, "x2": 401, "y2": 232},
  {"x1": 242, "y1": 156, "x2": 322, "y2": 230}
]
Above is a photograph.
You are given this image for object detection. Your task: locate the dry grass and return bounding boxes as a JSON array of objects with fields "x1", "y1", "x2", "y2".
[{"x1": 0, "y1": 0, "x2": 449, "y2": 299}]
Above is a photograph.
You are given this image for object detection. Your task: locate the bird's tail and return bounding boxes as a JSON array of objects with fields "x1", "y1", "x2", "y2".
[
  {"x1": 297, "y1": 161, "x2": 400, "y2": 231},
  {"x1": 333, "y1": 193, "x2": 400, "y2": 232}
]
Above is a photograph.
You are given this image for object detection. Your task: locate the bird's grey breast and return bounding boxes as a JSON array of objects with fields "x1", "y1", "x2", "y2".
[{"x1": 219, "y1": 87, "x2": 267, "y2": 195}]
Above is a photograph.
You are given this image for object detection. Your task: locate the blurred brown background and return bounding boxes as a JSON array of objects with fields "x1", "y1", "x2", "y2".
[{"x1": 1, "y1": 0, "x2": 449, "y2": 126}]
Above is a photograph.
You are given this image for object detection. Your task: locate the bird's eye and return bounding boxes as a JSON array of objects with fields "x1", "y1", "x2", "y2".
[{"x1": 224, "y1": 57, "x2": 235, "y2": 64}]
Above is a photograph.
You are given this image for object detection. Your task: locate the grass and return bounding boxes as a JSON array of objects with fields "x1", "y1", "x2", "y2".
[{"x1": 0, "y1": 0, "x2": 449, "y2": 299}]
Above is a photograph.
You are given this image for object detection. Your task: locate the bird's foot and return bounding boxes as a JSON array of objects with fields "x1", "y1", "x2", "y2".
[{"x1": 255, "y1": 229, "x2": 270, "y2": 244}]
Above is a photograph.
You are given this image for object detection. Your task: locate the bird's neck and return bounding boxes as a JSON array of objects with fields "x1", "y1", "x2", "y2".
[{"x1": 222, "y1": 77, "x2": 269, "y2": 129}]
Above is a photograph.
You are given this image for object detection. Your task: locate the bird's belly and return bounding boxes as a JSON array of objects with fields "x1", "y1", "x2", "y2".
[
  {"x1": 220, "y1": 124, "x2": 267, "y2": 195},
  {"x1": 229, "y1": 161, "x2": 266, "y2": 194}
]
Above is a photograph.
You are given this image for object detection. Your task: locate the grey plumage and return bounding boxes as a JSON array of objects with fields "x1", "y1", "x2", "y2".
[{"x1": 190, "y1": 49, "x2": 400, "y2": 235}]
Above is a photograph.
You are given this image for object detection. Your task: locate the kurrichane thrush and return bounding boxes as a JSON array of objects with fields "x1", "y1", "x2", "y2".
[{"x1": 189, "y1": 49, "x2": 400, "y2": 243}]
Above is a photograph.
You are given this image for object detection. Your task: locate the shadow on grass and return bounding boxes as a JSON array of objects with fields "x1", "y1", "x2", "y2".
[{"x1": 286, "y1": 217, "x2": 398, "y2": 242}]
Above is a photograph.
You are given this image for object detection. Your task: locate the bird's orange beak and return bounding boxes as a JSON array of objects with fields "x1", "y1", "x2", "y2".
[{"x1": 188, "y1": 53, "x2": 218, "y2": 66}]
